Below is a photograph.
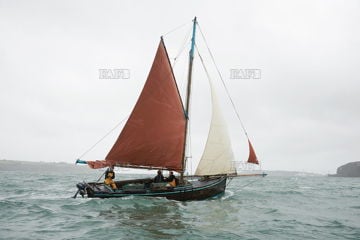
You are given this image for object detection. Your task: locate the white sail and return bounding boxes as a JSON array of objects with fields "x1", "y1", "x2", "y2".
[{"x1": 195, "y1": 79, "x2": 236, "y2": 176}]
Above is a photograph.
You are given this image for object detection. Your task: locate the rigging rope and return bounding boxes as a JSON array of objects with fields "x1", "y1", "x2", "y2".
[
  {"x1": 237, "y1": 178, "x2": 262, "y2": 190},
  {"x1": 172, "y1": 27, "x2": 192, "y2": 68},
  {"x1": 195, "y1": 44, "x2": 212, "y2": 88},
  {"x1": 227, "y1": 177, "x2": 233, "y2": 187},
  {"x1": 162, "y1": 23, "x2": 192, "y2": 112},
  {"x1": 228, "y1": 175, "x2": 265, "y2": 190},
  {"x1": 96, "y1": 171, "x2": 107, "y2": 183},
  {"x1": 77, "y1": 115, "x2": 129, "y2": 160},
  {"x1": 162, "y1": 21, "x2": 191, "y2": 37},
  {"x1": 197, "y1": 23, "x2": 249, "y2": 137}
]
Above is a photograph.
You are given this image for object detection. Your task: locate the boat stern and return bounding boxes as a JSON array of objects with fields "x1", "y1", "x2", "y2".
[{"x1": 75, "y1": 182, "x2": 95, "y2": 198}]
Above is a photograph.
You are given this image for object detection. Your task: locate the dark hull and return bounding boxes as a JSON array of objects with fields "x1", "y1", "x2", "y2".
[{"x1": 76, "y1": 176, "x2": 227, "y2": 201}]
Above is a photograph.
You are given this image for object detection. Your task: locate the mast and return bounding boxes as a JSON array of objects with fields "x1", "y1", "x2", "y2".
[{"x1": 181, "y1": 17, "x2": 197, "y2": 181}]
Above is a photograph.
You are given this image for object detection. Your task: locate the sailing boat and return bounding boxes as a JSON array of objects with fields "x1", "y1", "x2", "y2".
[{"x1": 75, "y1": 17, "x2": 264, "y2": 201}]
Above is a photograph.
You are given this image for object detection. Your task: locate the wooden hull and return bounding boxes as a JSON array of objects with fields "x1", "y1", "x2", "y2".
[{"x1": 76, "y1": 176, "x2": 227, "y2": 201}]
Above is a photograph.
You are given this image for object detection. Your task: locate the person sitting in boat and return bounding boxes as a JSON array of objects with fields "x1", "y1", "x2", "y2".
[
  {"x1": 154, "y1": 170, "x2": 165, "y2": 183},
  {"x1": 166, "y1": 171, "x2": 177, "y2": 187},
  {"x1": 104, "y1": 167, "x2": 117, "y2": 190}
]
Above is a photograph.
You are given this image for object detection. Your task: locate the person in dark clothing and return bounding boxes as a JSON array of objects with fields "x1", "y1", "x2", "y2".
[
  {"x1": 166, "y1": 171, "x2": 175, "y2": 182},
  {"x1": 166, "y1": 171, "x2": 177, "y2": 187},
  {"x1": 154, "y1": 170, "x2": 165, "y2": 183}
]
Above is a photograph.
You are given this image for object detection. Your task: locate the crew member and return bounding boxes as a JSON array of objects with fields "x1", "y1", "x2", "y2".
[
  {"x1": 154, "y1": 170, "x2": 165, "y2": 183},
  {"x1": 104, "y1": 167, "x2": 117, "y2": 190},
  {"x1": 166, "y1": 171, "x2": 177, "y2": 187}
]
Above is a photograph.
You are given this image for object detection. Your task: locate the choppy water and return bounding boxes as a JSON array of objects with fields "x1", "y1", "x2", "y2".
[{"x1": 0, "y1": 163, "x2": 359, "y2": 239}]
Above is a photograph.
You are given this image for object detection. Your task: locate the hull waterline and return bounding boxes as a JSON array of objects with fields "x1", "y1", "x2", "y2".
[{"x1": 76, "y1": 176, "x2": 227, "y2": 201}]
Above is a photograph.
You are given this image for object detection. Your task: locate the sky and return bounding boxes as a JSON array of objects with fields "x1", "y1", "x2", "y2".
[{"x1": 0, "y1": 0, "x2": 359, "y2": 174}]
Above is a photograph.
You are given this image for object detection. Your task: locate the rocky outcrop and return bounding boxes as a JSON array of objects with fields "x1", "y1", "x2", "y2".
[{"x1": 329, "y1": 161, "x2": 360, "y2": 177}]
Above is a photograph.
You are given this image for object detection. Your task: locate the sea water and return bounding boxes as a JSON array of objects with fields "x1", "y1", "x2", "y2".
[{"x1": 0, "y1": 162, "x2": 359, "y2": 240}]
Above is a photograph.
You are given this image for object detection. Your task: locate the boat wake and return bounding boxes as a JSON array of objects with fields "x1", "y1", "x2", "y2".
[{"x1": 221, "y1": 190, "x2": 234, "y2": 200}]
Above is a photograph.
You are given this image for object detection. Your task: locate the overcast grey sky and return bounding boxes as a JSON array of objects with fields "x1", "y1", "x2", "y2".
[{"x1": 1, "y1": 0, "x2": 359, "y2": 174}]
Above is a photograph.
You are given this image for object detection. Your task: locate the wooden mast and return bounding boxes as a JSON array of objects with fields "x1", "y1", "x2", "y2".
[{"x1": 181, "y1": 17, "x2": 197, "y2": 181}]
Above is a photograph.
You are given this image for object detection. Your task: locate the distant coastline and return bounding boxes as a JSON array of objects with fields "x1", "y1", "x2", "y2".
[
  {"x1": 0, "y1": 159, "x2": 94, "y2": 173},
  {"x1": 0, "y1": 160, "x2": 322, "y2": 176}
]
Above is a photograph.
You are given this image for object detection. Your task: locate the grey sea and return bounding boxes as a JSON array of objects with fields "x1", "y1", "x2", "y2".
[{"x1": 0, "y1": 161, "x2": 359, "y2": 240}]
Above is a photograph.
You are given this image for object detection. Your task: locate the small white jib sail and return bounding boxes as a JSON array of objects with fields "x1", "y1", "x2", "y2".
[{"x1": 195, "y1": 77, "x2": 236, "y2": 176}]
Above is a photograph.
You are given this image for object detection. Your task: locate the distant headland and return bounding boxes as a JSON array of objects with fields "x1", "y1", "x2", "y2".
[
  {"x1": 329, "y1": 161, "x2": 360, "y2": 177},
  {"x1": 0, "y1": 160, "x2": 323, "y2": 177}
]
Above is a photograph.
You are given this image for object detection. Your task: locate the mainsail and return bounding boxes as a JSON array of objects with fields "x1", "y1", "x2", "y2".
[
  {"x1": 88, "y1": 39, "x2": 186, "y2": 171},
  {"x1": 195, "y1": 79, "x2": 236, "y2": 176}
]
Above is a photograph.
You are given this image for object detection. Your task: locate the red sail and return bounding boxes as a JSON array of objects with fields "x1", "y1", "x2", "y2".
[
  {"x1": 87, "y1": 160, "x2": 109, "y2": 169},
  {"x1": 247, "y1": 139, "x2": 259, "y2": 165},
  {"x1": 88, "y1": 39, "x2": 186, "y2": 171}
]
